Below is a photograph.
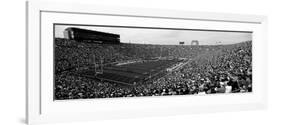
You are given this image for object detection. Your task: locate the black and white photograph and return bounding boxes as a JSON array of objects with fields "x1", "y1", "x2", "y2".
[{"x1": 54, "y1": 24, "x2": 252, "y2": 100}]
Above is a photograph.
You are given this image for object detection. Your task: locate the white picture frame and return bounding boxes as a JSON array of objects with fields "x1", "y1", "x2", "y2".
[{"x1": 26, "y1": 1, "x2": 267, "y2": 124}]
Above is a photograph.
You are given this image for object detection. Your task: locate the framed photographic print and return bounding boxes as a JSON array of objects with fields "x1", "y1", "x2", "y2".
[{"x1": 26, "y1": 1, "x2": 267, "y2": 124}]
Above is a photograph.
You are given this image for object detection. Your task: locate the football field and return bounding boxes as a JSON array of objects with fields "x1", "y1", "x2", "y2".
[{"x1": 80, "y1": 59, "x2": 179, "y2": 85}]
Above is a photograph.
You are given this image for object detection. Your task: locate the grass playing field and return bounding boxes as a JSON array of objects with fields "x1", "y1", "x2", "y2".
[{"x1": 79, "y1": 59, "x2": 180, "y2": 85}]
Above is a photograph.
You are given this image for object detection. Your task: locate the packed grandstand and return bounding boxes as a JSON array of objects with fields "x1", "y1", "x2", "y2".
[{"x1": 54, "y1": 37, "x2": 252, "y2": 100}]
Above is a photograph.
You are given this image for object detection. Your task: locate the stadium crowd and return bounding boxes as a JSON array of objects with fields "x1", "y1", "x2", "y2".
[
  {"x1": 55, "y1": 38, "x2": 252, "y2": 100},
  {"x1": 55, "y1": 38, "x2": 217, "y2": 73}
]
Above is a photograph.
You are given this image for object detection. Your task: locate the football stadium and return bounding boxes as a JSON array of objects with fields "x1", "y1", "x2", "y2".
[{"x1": 54, "y1": 27, "x2": 252, "y2": 100}]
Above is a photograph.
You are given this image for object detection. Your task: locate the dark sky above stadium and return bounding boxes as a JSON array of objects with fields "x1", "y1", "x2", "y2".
[{"x1": 55, "y1": 25, "x2": 252, "y2": 45}]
